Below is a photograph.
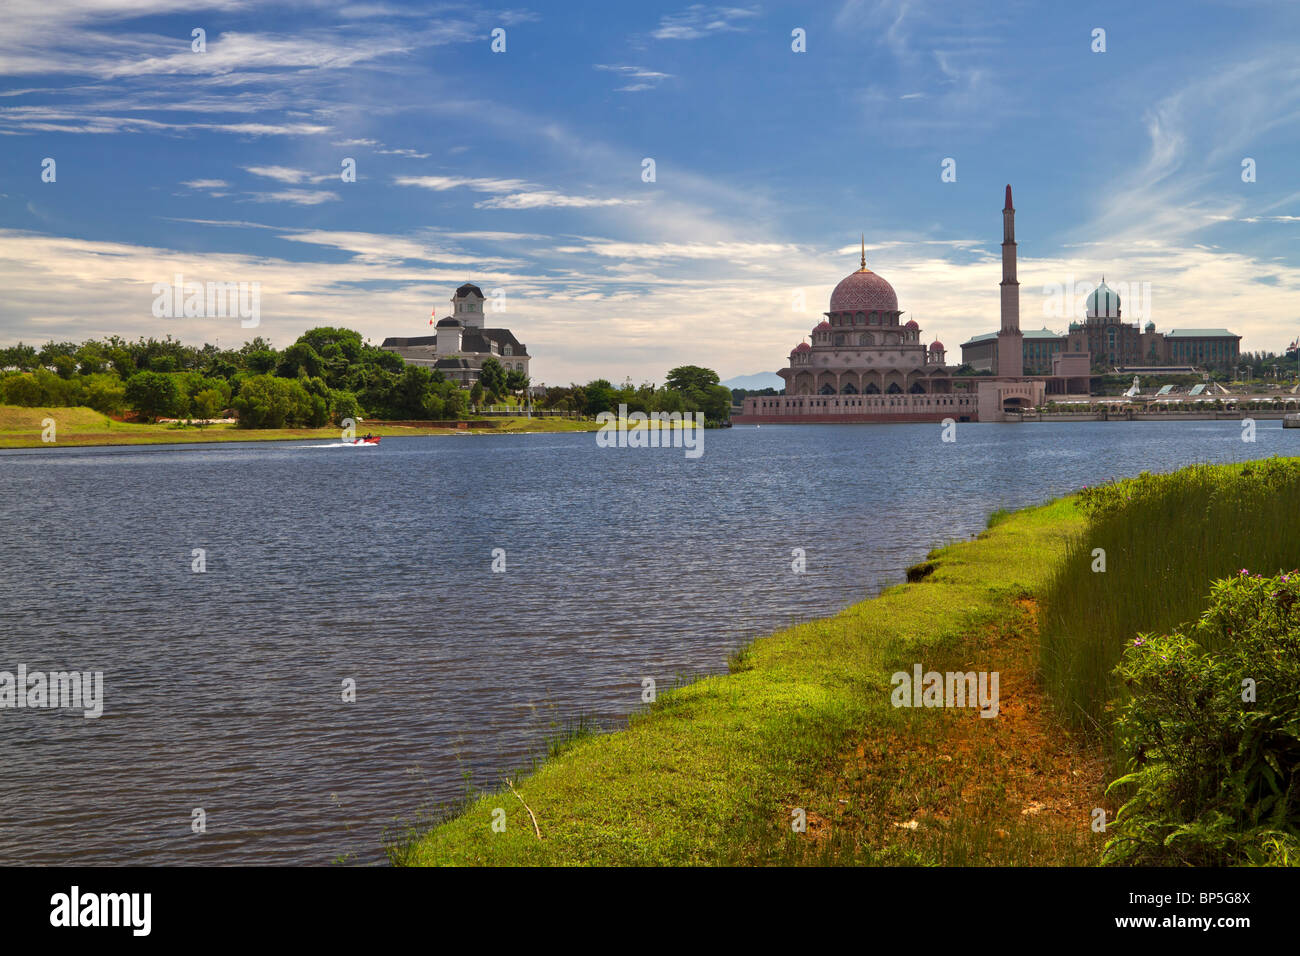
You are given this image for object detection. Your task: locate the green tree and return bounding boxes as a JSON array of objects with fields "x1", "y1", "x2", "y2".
[
  {"x1": 330, "y1": 389, "x2": 361, "y2": 427},
  {"x1": 192, "y1": 388, "x2": 226, "y2": 419},
  {"x1": 276, "y1": 342, "x2": 324, "y2": 379},
  {"x1": 505, "y1": 369, "x2": 529, "y2": 403},
  {"x1": 665, "y1": 365, "x2": 721, "y2": 393},
  {"x1": 582, "y1": 379, "x2": 618, "y2": 416},
  {"x1": 480, "y1": 358, "x2": 506, "y2": 399},
  {"x1": 83, "y1": 373, "x2": 127, "y2": 414},
  {"x1": 124, "y1": 371, "x2": 183, "y2": 422},
  {"x1": 231, "y1": 374, "x2": 313, "y2": 428}
]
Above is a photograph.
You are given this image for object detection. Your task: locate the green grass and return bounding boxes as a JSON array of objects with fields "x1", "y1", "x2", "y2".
[
  {"x1": 392, "y1": 496, "x2": 1088, "y2": 866},
  {"x1": 1039, "y1": 457, "x2": 1300, "y2": 740},
  {"x1": 0, "y1": 405, "x2": 595, "y2": 447}
]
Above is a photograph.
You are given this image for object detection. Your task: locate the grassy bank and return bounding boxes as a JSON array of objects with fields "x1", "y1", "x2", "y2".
[
  {"x1": 0, "y1": 405, "x2": 596, "y2": 448},
  {"x1": 394, "y1": 496, "x2": 1101, "y2": 866},
  {"x1": 397, "y1": 456, "x2": 1300, "y2": 866}
]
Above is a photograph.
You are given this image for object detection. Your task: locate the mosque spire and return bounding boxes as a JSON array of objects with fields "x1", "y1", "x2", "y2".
[{"x1": 860, "y1": 234, "x2": 866, "y2": 270}]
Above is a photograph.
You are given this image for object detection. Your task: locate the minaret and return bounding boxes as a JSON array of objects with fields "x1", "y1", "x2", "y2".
[{"x1": 997, "y1": 184, "x2": 1023, "y2": 378}]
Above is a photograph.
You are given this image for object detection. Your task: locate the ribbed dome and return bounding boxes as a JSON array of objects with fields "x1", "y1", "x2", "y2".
[
  {"x1": 830, "y1": 266, "x2": 898, "y2": 313},
  {"x1": 793, "y1": 342, "x2": 811, "y2": 353},
  {"x1": 1086, "y1": 279, "x2": 1121, "y2": 318},
  {"x1": 814, "y1": 320, "x2": 831, "y2": 332},
  {"x1": 904, "y1": 319, "x2": 919, "y2": 330},
  {"x1": 930, "y1": 340, "x2": 944, "y2": 351}
]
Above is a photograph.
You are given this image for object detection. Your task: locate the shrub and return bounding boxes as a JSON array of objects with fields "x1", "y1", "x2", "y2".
[{"x1": 1103, "y1": 570, "x2": 1300, "y2": 866}]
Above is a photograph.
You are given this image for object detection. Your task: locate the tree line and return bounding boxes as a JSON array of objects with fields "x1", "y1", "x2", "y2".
[{"x1": 0, "y1": 330, "x2": 732, "y2": 427}]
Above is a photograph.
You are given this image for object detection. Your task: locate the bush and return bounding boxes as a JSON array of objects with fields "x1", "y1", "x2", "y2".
[
  {"x1": 1104, "y1": 570, "x2": 1300, "y2": 866},
  {"x1": 83, "y1": 373, "x2": 126, "y2": 413}
]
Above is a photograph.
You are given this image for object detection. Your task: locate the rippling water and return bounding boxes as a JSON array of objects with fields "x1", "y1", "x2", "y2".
[{"x1": 0, "y1": 420, "x2": 1294, "y2": 865}]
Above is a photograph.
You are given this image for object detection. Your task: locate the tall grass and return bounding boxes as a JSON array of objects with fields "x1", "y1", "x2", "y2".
[{"x1": 1039, "y1": 457, "x2": 1300, "y2": 737}]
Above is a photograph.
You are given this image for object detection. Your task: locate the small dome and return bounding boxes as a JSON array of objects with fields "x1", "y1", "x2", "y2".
[
  {"x1": 1145, "y1": 320, "x2": 1156, "y2": 333},
  {"x1": 1086, "y1": 279, "x2": 1121, "y2": 318},
  {"x1": 814, "y1": 320, "x2": 831, "y2": 332},
  {"x1": 455, "y1": 282, "x2": 484, "y2": 298},
  {"x1": 435, "y1": 316, "x2": 461, "y2": 327},
  {"x1": 904, "y1": 319, "x2": 919, "y2": 330},
  {"x1": 793, "y1": 342, "x2": 811, "y2": 353},
  {"x1": 930, "y1": 340, "x2": 944, "y2": 351}
]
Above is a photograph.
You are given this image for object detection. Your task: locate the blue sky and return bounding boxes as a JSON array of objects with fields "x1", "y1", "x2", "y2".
[{"x1": 3, "y1": 0, "x2": 1300, "y2": 384}]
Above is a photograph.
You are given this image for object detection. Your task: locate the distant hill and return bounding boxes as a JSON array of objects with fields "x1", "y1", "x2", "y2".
[{"x1": 721, "y1": 372, "x2": 784, "y2": 391}]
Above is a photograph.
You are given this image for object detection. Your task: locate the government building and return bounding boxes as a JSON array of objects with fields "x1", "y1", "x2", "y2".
[
  {"x1": 961, "y1": 278, "x2": 1241, "y2": 372},
  {"x1": 379, "y1": 283, "x2": 530, "y2": 386}
]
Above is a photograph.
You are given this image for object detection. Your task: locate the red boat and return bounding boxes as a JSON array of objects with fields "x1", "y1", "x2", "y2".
[{"x1": 347, "y1": 435, "x2": 381, "y2": 445}]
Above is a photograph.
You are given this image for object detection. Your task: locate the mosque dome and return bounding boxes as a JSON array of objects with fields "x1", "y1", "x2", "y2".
[
  {"x1": 830, "y1": 263, "x2": 898, "y2": 313},
  {"x1": 904, "y1": 319, "x2": 919, "y2": 330},
  {"x1": 1086, "y1": 279, "x2": 1121, "y2": 319},
  {"x1": 930, "y1": 340, "x2": 944, "y2": 351},
  {"x1": 814, "y1": 320, "x2": 831, "y2": 332},
  {"x1": 793, "y1": 342, "x2": 811, "y2": 353}
]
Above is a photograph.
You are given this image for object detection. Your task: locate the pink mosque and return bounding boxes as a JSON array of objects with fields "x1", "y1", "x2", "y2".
[{"x1": 734, "y1": 186, "x2": 1060, "y2": 424}]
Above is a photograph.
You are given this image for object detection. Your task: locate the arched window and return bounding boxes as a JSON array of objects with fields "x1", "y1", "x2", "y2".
[
  {"x1": 863, "y1": 382, "x2": 880, "y2": 394},
  {"x1": 834, "y1": 334, "x2": 845, "y2": 346},
  {"x1": 855, "y1": 312, "x2": 864, "y2": 324},
  {"x1": 886, "y1": 382, "x2": 902, "y2": 394},
  {"x1": 503, "y1": 344, "x2": 513, "y2": 356},
  {"x1": 819, "y1": 383, "x2": 836, "y2": 395},
  {"x1": 841, "y1": 382, "x2": 858, "y2": 395},
  {"x1": 909, "y1": 382, "x2": 926, "y2": 394}
]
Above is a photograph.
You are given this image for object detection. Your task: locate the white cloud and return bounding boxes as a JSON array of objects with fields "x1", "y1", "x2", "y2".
[
  {"x1": 651, "y1": 5, "x2": 760, "y2": 40},
  {"x1": 595, "y1": 64, "x2": 673, "y2": 92},
  {"x1": 247, "y1": 189, "x2": 340, "y2": 205},
  {"x1": 475, "y1": 191, "x2": 645, "y2": 210}
]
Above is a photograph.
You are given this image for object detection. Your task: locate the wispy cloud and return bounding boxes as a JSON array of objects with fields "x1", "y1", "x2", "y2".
[
  {"x1": 243, "y1": 165, "x2": 337, "y2": 185},
  {"x1": 247, "y1": 189, "x2": 339, "y2": 206},
  {"x1": 395, "y1": 174, "x2": 642, "y2": 210},
  {"x1": 594, "y1": 64, "x2": 673, "y2": 92},
  {"x1": 651, "y1": 5, "x2": 760, "y2": 40}
]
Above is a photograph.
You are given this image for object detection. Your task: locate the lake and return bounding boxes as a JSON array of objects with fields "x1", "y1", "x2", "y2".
[{"x1": 0, "y1": 420, "x2": 1294, "y2": 864}]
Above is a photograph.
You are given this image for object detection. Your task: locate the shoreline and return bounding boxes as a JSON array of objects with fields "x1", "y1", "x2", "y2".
[
  {"x1": 392, "y1": 492, "x2": 1099, "y2": 866},
  {"x1": 0, "y1": 406, "x2": 598, "y2": 449}
]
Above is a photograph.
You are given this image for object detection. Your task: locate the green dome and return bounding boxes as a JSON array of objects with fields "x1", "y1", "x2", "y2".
[{"x1": 1086, "y1": 279, "x2": 1121, "y2": 318}]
